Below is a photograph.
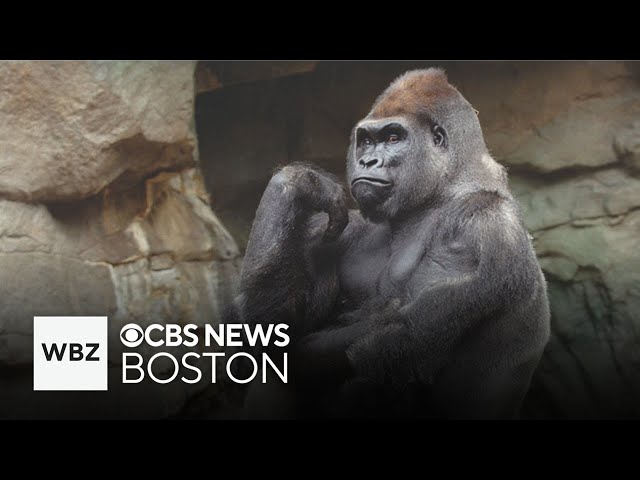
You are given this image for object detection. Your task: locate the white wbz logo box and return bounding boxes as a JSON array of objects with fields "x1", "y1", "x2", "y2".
[{"x1": 33, "y1": 316, "x2": 108, "y2": 391}]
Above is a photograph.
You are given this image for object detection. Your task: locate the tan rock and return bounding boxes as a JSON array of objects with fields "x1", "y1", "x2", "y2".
[
  {"x1": 614, "y1": 120, "x2": 640, "y2": 173},
  {"x1": 0, "y1": 60, "x2": 197, "y2": 202},
  {"x1": 0, "y1": 61, "x2": 241, "y2": 418},
  {"x1": 0, "y1": 252, "x2": 117, "y2": 337}
]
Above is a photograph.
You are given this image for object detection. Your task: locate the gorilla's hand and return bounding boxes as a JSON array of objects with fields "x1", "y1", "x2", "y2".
[
  {"x1": 277, "y1": 164, "x2": 349, "y2": 242},
  {"x1": 336, "y1": 299, "x2": 402, "y2": 327},
  {"x1": 291, "y1": 312, "x2": 385, "y2": 387}
]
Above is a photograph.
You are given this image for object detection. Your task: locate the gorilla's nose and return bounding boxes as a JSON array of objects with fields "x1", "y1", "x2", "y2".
[{"x1": 358, "y1": 157, "x2": 381, "y2": 169}]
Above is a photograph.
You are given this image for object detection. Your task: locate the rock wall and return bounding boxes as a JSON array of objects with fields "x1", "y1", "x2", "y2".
[
  {"x1": 0, "y1": 61, "x2": 241, "y2": 418},
  {"x1": 196, "y1": 61, "x2": 640, "y2": 418}
]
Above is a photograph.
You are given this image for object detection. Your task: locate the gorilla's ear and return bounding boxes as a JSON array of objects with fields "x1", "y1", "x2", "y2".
[{"x1": 432, "y1": 124, "x2": 447, "y2": 148}]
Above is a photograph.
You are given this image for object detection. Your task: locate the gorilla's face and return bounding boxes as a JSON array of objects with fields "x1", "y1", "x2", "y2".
[{"x1": 347, "y1": 115, "x2": 449, "y2": 222}]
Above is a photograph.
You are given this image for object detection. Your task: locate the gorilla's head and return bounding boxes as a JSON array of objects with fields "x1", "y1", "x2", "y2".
[{"x1": 347, "y1": 68, "x2": 495, "y2": 222}]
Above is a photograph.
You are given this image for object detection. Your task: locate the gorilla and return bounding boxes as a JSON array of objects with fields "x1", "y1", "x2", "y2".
[{"x1": 228, "y1": 68, "x2": 550, "y2": 419}]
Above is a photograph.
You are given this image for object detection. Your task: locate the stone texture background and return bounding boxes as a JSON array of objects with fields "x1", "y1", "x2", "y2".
[
  {"x1": 196, "y1": 61, "x2": 640, "y2": 418},
  {"x1": 2, "y1": 60, "x2": 639, "y2": 418},
  {"x1": 0, "y1": 61, "x2": 241, "y2": 418}
]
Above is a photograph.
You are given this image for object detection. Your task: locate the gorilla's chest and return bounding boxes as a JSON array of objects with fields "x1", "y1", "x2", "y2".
[
  {"x1": 338, "y1": 224, "x2": 477, "y2": 307},
  {"x1": 338, "y1": 226, "x2": 390, "y2": 306},
  {"x1": 381, "y1": 235, "x2": 477, "y2": 300}
]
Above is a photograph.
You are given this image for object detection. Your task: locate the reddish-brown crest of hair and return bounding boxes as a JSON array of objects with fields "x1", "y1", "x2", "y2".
[{"x1": 369, "y1": 68, "x2": 458, "y2": 119}]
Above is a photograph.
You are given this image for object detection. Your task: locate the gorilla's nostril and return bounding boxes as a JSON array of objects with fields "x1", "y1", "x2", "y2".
[{"x1": 359, "y1": 158, "x2": 380, "y2": 168}]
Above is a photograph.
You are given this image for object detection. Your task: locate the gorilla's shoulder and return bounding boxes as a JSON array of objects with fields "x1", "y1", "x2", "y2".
[
  {"x1": 460, "y1": 188, "x2": 505, "y2": 208},
  {"x1": 454, "y1": 189, "x2": 516, "y2": 220},
  {"x1": 450, "y1": 189, "x2": 527, "y2": 249}
]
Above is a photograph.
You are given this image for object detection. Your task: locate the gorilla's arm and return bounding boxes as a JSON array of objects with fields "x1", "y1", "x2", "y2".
[
  {"x1": 298, "y1": 194, "x2": 536, "y2": 385},
  {"x1": 231, "y1": 164, "x2": 348, "y2": 338}
]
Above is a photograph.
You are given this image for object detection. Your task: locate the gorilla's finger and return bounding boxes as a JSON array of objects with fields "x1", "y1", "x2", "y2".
[{"x1": 322, "y1": 205, "x2": 349, "y2": 242}]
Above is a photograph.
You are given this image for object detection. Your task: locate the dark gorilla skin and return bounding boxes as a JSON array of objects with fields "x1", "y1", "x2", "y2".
[{"x1": 228, "y1": 69, "x2": 550, "y2": 419}]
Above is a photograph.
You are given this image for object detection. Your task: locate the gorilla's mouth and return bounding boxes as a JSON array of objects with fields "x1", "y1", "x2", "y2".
[{"x1": 351, "y1": 177, "x2": 392, "y2": 187}]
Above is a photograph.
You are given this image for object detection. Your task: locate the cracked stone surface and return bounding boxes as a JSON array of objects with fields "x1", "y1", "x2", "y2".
[
  {"x1": 0, "y1": 61, "x2": 196, "y2": 202},
  {"x1": 0, "y1": 61, "x2": 241, "y2": 419}
]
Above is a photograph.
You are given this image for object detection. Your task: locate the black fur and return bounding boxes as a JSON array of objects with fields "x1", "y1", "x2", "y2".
[{"x1": 229, "y1": 69, "x2": 550, "y2": 419}]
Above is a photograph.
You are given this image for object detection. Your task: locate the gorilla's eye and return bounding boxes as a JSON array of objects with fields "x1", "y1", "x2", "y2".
[
  {"x1": 387, "y1": 134, "x2": 399, "y2": 144},
  {"x1": 433, "y1": 125, "x2": 447, "y2": 148},
  {"x1": 362, "y1": 137, "x2": 373, "y2": 147}
]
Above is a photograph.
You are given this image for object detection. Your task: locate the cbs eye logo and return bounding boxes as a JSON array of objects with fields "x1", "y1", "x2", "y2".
[{"x1": 120, "y1": 324, "x2": 144, "y2": 348}]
